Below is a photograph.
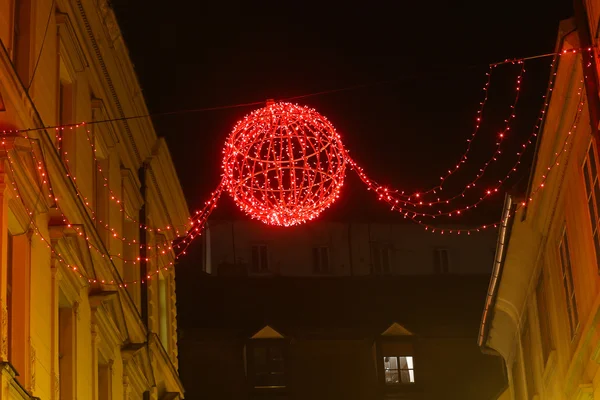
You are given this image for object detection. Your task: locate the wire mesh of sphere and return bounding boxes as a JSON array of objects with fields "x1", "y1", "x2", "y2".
[{"x1": 222, "y1": 102, "x2": 347, "y2": 226}]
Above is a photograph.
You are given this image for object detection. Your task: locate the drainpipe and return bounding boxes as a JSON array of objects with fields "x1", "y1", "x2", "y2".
[{"x1": 478, "y1": 194, "x2": 515, "y2": 350}]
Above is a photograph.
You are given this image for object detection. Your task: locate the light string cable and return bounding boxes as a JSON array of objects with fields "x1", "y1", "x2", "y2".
[
  {"x1": 34, "y1": 134, "x2": 152, "y2": 265},
  {"x1": 2, "y1": 140, "x2": 92, "y2": 283},
  {"x1": 404, "y1": 77, "x2": 586, "y2": 234},
  {"x1": 346, "y1": 62, "x2": 531, "y2": 218},
  {"x1": 346, "y1": 58, "x2": 554, "y2": 218},
  {"x1": 17, "y1": 129, "x2": 155, "y2": 284},
  {"x1": 16, "y1": 134, "x2": 204, "y2": 285},
  {"x1": 368, "y1": 60, "x2": 526, "y2": 207}
]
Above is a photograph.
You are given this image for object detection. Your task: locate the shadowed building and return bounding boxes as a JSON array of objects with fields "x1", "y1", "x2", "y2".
[
  {"x1": 0, "y1": 0, "x2": 188, "y2": 399},
  {"x1": 178, "y1": 220, "x2": 506, "y2": 399}
]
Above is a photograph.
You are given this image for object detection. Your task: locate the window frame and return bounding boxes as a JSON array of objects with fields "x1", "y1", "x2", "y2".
[
  {"x1": 246, "y1": 339, "x2": 287, "y2": 391},
  {"x1": 371, "y1": 242, "x2": 392, "y2": 274},
  {"x1": 312, "y1": 246, "x2": 330, "y2": 274},
  {"x1": 582, "y1": 140, "x2": 600, "y2": 270},
  {"x1": 251, "y1": 244, "x2": 269, "y2": 273},
  {"x1": 433, "y1": 247, "x2": 450, "y2": 274},
  {"x1": 558, "y1": 227, "x2": 579, "y2": 339},
  {"x1": 383, "y1": 355, "x2": 415, "y2": 385}
]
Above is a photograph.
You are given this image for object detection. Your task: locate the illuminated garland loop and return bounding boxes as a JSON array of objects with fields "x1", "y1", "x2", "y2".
[{"x1": 222, "y1": 102, "x2": 347, "y2": 226}]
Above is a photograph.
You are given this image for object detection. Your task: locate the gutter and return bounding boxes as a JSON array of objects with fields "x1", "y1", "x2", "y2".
[
  {"x1": 522, "y1": 24, "x2": 576, "y2": 221},
  {"x1": 478, "y1": 194, "x2": 516, "y2": 349}
]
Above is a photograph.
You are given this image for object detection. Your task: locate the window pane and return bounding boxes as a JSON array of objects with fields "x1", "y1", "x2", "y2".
[
  {"x1": 399, "y1": 357, "x2": 409, "y2": 369},
  {"x1": 252, "y1": 246, "x2": 259, "y2": 272},
  {"x1": 312, "y1": 248, "x2": 320, "y2": 272},
  {"x1": 408, "y1": 370, "x2": 415, "y2": 383},
  {"x1": 385, "y1": 370, "x2": 399, "y2": 384},
  {"x1": 254, "y1": 347, "x2": 267, "y2": 368},
  {"x1": 372, "y1": 244, "x2": 381, "y2": 273},
  {"x1": 384, "y1": 356, "x2": 398, "y2": 370},
  {"x1": 584, "y1": 162, "x2": 593, "y2": 196},
  {"x1": 382, "y1": 247, "x2": 390, "y2": 273},
  {"x1": 320, "y1": 247, "x2": 329, "y2": 272},
  {"x1": 536, "y1": 273, "x2": 552, "y2": 364},
  {"x1": 590, "y1": 145, "x2": 598, "y2": 179},
  {"x1": 260, "y1": 246, "x2": 268, "y2": 271}
]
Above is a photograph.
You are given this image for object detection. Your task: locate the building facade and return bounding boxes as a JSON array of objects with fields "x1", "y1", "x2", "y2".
[
  {"x1": 203, "y1": 220, "x2": 497, "y2": 276},
  {"x1": 0, "y1": 0, "x2": 188, "y2": 399},
  {"x1": 479, "y1": 3, "x2": 600, "y2": 399},
  {"x1": 176, "y1": 275, "x2": 506, "y2": 400}
]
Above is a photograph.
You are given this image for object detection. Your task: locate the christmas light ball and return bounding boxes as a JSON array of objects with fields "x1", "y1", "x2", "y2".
[{"x1": 222, "y1": 102, "x2": 346, "y2": 226}]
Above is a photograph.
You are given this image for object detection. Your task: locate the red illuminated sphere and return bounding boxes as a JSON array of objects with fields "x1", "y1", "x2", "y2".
[{"x1": 222, "y1": 102, "x2": 347, "y2": 226}]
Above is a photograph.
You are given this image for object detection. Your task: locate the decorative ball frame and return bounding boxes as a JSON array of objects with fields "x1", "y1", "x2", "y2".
[{"x1": 222, "y1": 102, "x2": 347, "y2": 226}]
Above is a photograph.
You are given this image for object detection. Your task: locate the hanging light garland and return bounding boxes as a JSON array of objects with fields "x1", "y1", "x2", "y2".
[{"x1": 0, "y1": 47, "x2": 588, "y2": 286}]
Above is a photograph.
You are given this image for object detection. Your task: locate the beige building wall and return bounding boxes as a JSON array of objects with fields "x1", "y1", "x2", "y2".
[
  {"x1": 0, "y1": 0, "x2": 189, "y2": 399},
  {"x1": 480, "y1": 5, "x2": 600, "y2": 399}
]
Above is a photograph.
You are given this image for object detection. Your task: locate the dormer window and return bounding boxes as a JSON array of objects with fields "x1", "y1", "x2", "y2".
[
  {"x1": 246, "y1": 325, "x2": 287, "y2": 391},
  {"x1": 378, "y1": 322, "x2": 416, "y2": 388}
]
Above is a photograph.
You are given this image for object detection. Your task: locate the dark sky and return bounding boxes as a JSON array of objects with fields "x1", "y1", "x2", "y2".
[{"x1": 110, "y1": 0, "x2": 573, "y2": 242}]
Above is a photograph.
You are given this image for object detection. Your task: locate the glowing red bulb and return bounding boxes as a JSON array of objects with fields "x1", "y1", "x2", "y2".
[{"x1": 222, "y1": 102, "x2": 346, "y2": 226}]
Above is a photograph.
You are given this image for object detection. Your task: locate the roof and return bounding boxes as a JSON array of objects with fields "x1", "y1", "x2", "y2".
[{"x1": 177, "y1": 275, "x2": 491, "y2": 340}]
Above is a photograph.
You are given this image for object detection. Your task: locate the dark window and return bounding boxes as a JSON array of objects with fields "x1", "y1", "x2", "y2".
[
  {"x1": 536, "y1": 270, "x2": 553, "y2": 365},
  {"x1": 522, "y1": 318, "x2": 536, "y2": 399},
  {"x1": 251, "y1": 245, "x2": 268, "y2": 272},
  {"x1": 312, "y1": 246, "x2": 330, "y2": 273},
  {"x1": 559, "y1": 229, "x2": 578, "y2": 338},
  {"x1": 371, "y1": 242, "x2": 391, "y2": 274},
  {"x1": 383, "y1": 356, "x2": 414, "y2": 384},
  {"x1": 252, "y1": 344, "x2": 285, "y2": 388},
  {"x1": 583, "y1": 142, "x2": 600, "y2": 270},
  {"x1": 7, "y1": 233, "x2": 13, "y2": 361},
  {"x1": 433, "y1": 248, "x2": 450, "y2": 274}
]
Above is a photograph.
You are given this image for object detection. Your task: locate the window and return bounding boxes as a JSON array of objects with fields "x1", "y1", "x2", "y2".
[
  {"x1": 583, "y1": 141, "x2": 600, "y2": 270},
  {"x1": 433, "y1": 248, "x2": 450, "y2": 274},
  {"x1": 12, "y1": 0, "x2": 32, "y2": 83},
  {"x1": 251, "y1": 343, "x2": 285, "y2": 388},
  {"x1": 559, "y1": 229, "x2": 579, "y2": 338},
  {"x1": 59, "y1": 303, "x2": 77, "y2": 399},
  {"x1": 251, "y1": 245, "x2": 268, "y2": 273},
  {"x1": 535, "y1": 271, "x2": 553, "y2": 365},
  {"x1": 512, "y1": 351, "x2": 525, "y2": 400},
  {"x1": 98, "y1": 362, "x2": 112, "y2": 400},
  {"x1": 312, "y1": 246, "x2": 330, "y2": 273},
  {"x1": 158, "y1": 274, "x2": 169, "y2": 351},
  {"x1": 371, "y1": 242, "x2": 391, "y2": 274},
  {"x1": 522, "y1": 319, "x2": 535, "y2": 399},
  {"x1": 94, "y1": 157, "x2": 109, "y2": 245},
  {"x1": 58, "y1": 79, "x2": 75, "y2": 155},
  {"x1": 383, "y1": 356, "x2": 414, "y2": 384},
  {"x1": 7, "y1": 233, "x2": 13, "y2": 362}
]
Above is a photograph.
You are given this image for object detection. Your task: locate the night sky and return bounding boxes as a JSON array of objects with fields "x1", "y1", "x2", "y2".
[{"x1": 109, "y1": 1, "x2": 573, "y2": 270}]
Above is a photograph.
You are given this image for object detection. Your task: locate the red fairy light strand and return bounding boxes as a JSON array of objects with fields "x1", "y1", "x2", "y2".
[
  {"x1": 403, "y1": 60, "x2": 526, "y2": 203},
  {"x1": 82, "y1": 128, "x2": 191, "y2": 236},
  {"x1": 221, "y1": 102, "x2": 346, "y2": 227},
  {"x1": 405, "y1": 64, "x2": 496, "y2": 198},
  {"x1": 405, "y1": 82, "x2": 585, "y2": 235},
  {"x1": 3, "y1": 146, "x2": 91, "y2": 282}
]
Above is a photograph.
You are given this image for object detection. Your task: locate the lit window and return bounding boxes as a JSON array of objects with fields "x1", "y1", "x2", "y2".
[
  {"x1": 312, "y1": 246, "x2": 330, "y2": 273},
  {"x1": 383, "y1": 356, "x2": 414, "y2": 384},
  {"x1": 559, "y1": 229, "x2": 578, "y2": 337},
  {"x1": 433, "y1": 248, "x2": 450, "y2": 274},
  {"x1": 251, "y1": 245, "x2": 269, "y2": 273},
  {"x1": 583, "y1": 142, "x2": 600, "y2": 268},
  {"x1": 251, "y1": 344, "x2": 285, "y2": 388}
]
